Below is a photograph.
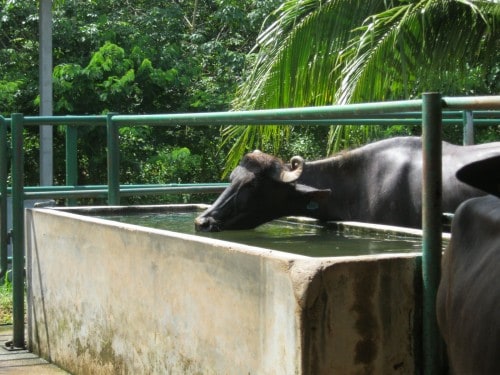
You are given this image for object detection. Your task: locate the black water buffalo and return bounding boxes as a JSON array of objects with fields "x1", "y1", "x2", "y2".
[
  {"x1": 437, "y1": 155, "x2": 500, "y2": 374},
  {"x1": 195, "y1": 136, "x2": 500, "y2": 231}
]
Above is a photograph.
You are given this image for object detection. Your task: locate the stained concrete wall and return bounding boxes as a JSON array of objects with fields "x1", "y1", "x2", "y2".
[
  {"x1": 298, "y1": 257, "x2": 421, "y2": 374},
  {"x1": 26, "y1": 207, "x2": 422, "y2": 374}
]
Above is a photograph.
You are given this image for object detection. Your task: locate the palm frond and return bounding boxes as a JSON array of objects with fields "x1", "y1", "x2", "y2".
[
  {"x1": 340, "y1": 0, "x2": 499, "y2": 103},
  {"x1": 222, "y1": 0, "x2": 500, "y2": 174}
]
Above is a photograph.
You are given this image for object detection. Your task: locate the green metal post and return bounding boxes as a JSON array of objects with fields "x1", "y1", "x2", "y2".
[
  {"x1": 421, "y1": 93, "x2": 444, "y2": 374},
  {"x1": 106, "y1": 113, "x2": 120, "y2": 205},
  {"x1": 462, "y1": 110, "x2": 474, "y2": 145},
  {"x1": 11, "y1": 113, "x2": 25, "y2": 348},
  {"x1": 0, "y1": 117, "x2": 7, "y2": 280},
  {"x1": 65, "y1": 125, "x2": 78, "y2": 206}
]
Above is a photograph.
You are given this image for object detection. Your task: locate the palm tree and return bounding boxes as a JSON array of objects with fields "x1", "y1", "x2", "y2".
[{"x1": 222, "y1": 0, "x2": 499, "y2": 174}]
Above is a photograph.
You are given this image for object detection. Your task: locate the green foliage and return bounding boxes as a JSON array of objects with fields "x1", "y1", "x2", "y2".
[
  {"x1": 234, "y1": 0, "x2": 499, "y2": 108},
  {"x1": 338, "y1": 0, "x2": 500, "y2": 103},
  {"x1": 0, "y1": 271, "x2": 27, "y2": 325},
  {"x1": 1, "y1": 0, "x2": 498, "y2": 192},
  {"x1": 0, "y1": 0, "x2": 281, "y2": 191},
  {"x1": 222, "y1": 0, "x2": 500, "y2": 174},
  {"x1": 0, "y1": 0, "x2": 39, "y2": 114},
  {"x1": 0, "y1": 272, "x2": 13, "y2": 324},
  {"x1": 53, "y1": 41, "x2": 180, "y2": 114},
  {"x1": 0, "y1": 80, "x2": 23, "y2": 112},
  {"x1": 144, "y1": 147, "x2": 201, "y2": 194},
  {"x1": 282, "y1": 125, "x2": 329, "y2": 160}
]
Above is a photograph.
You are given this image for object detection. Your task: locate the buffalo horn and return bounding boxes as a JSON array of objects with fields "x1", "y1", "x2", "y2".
[{"x1": 280, "y1": 156, "x2": 304, "y2": 183}]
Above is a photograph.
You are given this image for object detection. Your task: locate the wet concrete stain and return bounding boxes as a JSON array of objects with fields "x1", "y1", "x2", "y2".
[{"x1": 351, "y1": 263, "x2": 379, "y2": 373}]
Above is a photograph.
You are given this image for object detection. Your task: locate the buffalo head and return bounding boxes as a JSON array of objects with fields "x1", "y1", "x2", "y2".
[{"x1": 194, "y1": 150, "x2": 330, "y2": 232}]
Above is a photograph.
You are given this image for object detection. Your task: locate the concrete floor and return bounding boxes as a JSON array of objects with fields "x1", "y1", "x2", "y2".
[{"x1": 0, "y1": 325, "x2": 69, "y2": 374}]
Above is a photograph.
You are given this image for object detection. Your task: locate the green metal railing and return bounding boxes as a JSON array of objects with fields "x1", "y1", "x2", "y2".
[
  {"x1": 1, "y1": 95, "x2": 500, "y2": 373},
  {"x1": 0, "y1": 116, "x2": 7, "y2": 290},
  {"x1": 422, "y1": 93, "x2": 444, "y2": 374}
]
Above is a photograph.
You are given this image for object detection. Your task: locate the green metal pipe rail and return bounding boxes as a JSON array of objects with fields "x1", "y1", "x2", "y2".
[
  {"x1": 1, "y1": 95, "x2": 500, "y2": 373},
  {"x1": 0, "y1": 116, "x2": 7, "y2": 289},
  {"x1": 422, "y1": 94, "x2": 444, "y2": 374}
]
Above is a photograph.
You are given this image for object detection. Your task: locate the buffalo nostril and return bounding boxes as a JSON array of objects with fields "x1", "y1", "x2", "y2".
[
  {"x1": 194, "y1": 216, "x2": 212, "y2": 232},
  {"x1": 194, "y1": 216, "x2": 221, "y2": 232}
]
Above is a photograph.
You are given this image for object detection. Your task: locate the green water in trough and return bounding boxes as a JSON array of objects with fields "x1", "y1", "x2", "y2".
[{"x1": 100, "y1": 211, "x2": 423, "y2": 257}]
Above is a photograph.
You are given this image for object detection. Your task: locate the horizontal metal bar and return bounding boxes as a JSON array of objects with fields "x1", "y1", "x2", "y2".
[
  {"x1": 443, "y1": 96, "x2": 500, "y2": 110},
  {"x1": 469, "y1": 110, "x2": 500, "y2": 118},
  {"x1": 5, "y1": 117, "x2": 498, "y2": 128},
  {"x1": 22, "y1": 115, "x2": 107, "y2": 125},
  {"x1": 24, "y1": 190, "x2": 109, "y2": 199},
  {"x1": 363, "y1": 110, "x2": 500, "y2": 119},
  {"x1": 19, "y1": 183, "x2": 228, "y2": 199},
  {"x1": 237, "y1": 118, "x2": 500, "y2": 126},
  {"x1": 4, "y1": 110, "x2": 499, "y2": 128},
  {"x1": 112, "y1": 100, "x2": 425, "y2": 125},
  {"x1": 17, "y1": 183, "x2": 228, "y2": 192},
  {"x1": 23, "y1": 189, "x2": 225, "y2": 199},
  {"x1": 471, "y1": 119, "x2": 500, "y2": 125}
]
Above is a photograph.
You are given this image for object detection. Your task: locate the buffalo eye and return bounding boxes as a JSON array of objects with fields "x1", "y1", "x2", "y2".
[{"x1": 234, "y1": 183, "x2": 258, "y2": 211}]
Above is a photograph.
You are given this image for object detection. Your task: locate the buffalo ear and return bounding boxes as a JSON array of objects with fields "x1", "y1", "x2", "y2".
[{"x1": 456, "y1": 155, "x2": 500, "y2": 198}]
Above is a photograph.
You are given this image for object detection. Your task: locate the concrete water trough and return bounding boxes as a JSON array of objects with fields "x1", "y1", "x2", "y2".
[{"x1": 26, "y1": 204, "x2": 438, "y2": 374}]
